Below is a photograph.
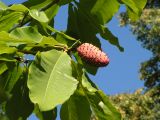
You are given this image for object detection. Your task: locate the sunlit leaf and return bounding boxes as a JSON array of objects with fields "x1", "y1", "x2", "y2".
[
  {"x1": 47, "y1": 25, "x2": 77, "y2": 41},
  {"x1": 82, "y1": 72, "x2": 97, "y2": 93},
  {"x1": 39, "y1": 36, "x2": 59, "y2": 46},
  {"x1": 121, "y1": 0, "x2": 139, "y2": 14},
  {"x1": 0, "y1": 46, "x2": 17, "y2": 55},
  {"x1": 122, "y1": 0, "x2": 147, "y2": 21},
  {"x1": 0, "y1": 10, "x2": 23, "y2": 32},
  {"x1": 0, "y1": 27, "x2": 42, "y2": 47},
  {"x1": 10, "y1": 26, "x2": 43, "y2": 43},
  {"x1": 29, "y1": 9, "x2": 49, "y2": 23},
  {"x1": 0, "y1": 1, "x2": 7, "y2": 10},
  {"x1": 9, "y1": 4, "x2": 28, "y2": 12},
  {"x1": 28, "y1": 49, "x2": 78, "y2": 111}
]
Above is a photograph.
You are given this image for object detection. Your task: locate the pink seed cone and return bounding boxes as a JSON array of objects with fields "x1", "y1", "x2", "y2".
[{"x1": 77, "y1": 43, "x2": 109, "y2": 67}]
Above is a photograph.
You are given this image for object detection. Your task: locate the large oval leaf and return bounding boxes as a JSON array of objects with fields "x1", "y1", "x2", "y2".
[{"x1": 28, "y1": 49, "x2": 78, "y2": 111}]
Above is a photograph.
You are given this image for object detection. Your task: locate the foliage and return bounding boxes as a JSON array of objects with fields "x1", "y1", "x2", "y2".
[
  {"x1": 0, "y1": 0, "x2": 146, "y2": 119},
  {"x1": 119, "y1": 1, "x2": 160, "y2": 88},
  {"x1": 110, "y1": 2, "x2": 160, "y2": 119},
  {"x1": 110, "y1": 87, "x2": 160, "y2": 120}
]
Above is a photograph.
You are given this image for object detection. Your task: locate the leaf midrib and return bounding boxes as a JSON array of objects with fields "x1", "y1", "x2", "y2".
[{"x1": 41, "y1": 52, "x2": 65, "y2": 105}]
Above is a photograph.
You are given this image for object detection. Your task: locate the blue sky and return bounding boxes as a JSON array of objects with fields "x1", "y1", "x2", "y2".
[{"x1": 1, "y1": 0, "x2": 152, "y2": 119}]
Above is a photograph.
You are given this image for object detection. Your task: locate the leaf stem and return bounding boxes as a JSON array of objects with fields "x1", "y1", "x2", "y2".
[{"x1": 68, "y1": 40, "x2": 81, "y2": 50}]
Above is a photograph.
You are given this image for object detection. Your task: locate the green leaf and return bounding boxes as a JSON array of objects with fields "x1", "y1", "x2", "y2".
[
  {"x1": 73, "y1": 52, "x2": 99, "y2": 75},
  {"x1": 59, "y1": 0, "x2": 73, "y2": 5},
  {"x1": 0, "y1": 46, "x2": 17, "y2": 55},
  {"x1": 80, "y1": 70, "x2": 121, "y2": 120},
  {"x1": 66, "y1": 4, "x2": 80, "y2": 40},
  {"x1": 0, "y1": 31, "x2": 29, "y2": 45},
  {"x1": 0, "y1": 63, "x2": 22, "y2": 103},
  {"x1": 122, "y1": 0, "x2": 147, "y2": 21},
  {"x1": 85, "y1": 90, "x2": 121, "y2": 120},
  {"x1": 82, "y1": 72, "x2": 97, "y2": 93},
  {"x1": 0, "y1": 10, "x2": 23, "y2": 32},
  {"x1": 100, "y1": 26, "x2": 124, "y2": 52},
  {"x1": 29, "y1": 9, "x2": 49, "y2": 23},
  {"x1": 91, "y1": 0, "x2": 120, "y2": 24},
  {"x1": 71, "y1": 61, "x2": 98, "y2": 92},
  {"x1": 34, "y1": 105, "x2": 57, "y2": 120},
  {"x1": 44, "y1": 4, "x2": 59, "y2": 21},
  {"x1": 0, "y1": 1, "x2": 7, "y2": 10},
  {"x1": 0, "y1": 86, "x2": 10, "y2": 103},
  {"x1": 121, "y1": 0, "x2": 139, "y2": 14},
  {"x1": 0, "y1": 62, "x2": 8, "y2": 75},
  {"x1": 0, "y1": 54, "x2": 16, "y2": 62},
  {"x1": 28, "y1": 49, "x2": 78, "y2": 111},
  {"x1": 0, "y1": 63, "x2": 22, "y2": 93},
  {"x1": 0, "y1": 91, "x2": 10, "y2": 104},
  {"x1": 10, "y1": 26, "x2": 43, "y2": 43},
  {"x1": 47, "y1": 25, "x2": 77, "y2": 41},
  {"x1": 9, "y1": 4, "x2": 28, "y2": 12},
  {"x1": 23, "y1": 0, "x2": 52, "y2": 10},
  {"x1": 67, "y1": 3, "x2": 123, "y2": 52},
  {"x1": 39, "y1": 36, "x2": 59, "y2": 46},
  {"x1": 67, "y1": 4, "x2": 100, "y2": 45},
  {"x1": 0, "y1": 27, "x2": 42, "y2": 47},
  {"x1": 60, "y1": 90, "x2": 91, "y2": 120},
  {"x1": 5, "y1": 73, "x2": 34, "y2": 120},
  {"x1": 131, "y1": 0, "x2": 147, "y2": 10}
]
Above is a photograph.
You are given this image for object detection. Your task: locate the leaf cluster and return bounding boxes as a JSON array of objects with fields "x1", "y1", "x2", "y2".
[
  {"x1": 0, "y1": 0, "x2": 146, "y2": 119},
  {"x1": 110, "y1": 87, "x2": 160, "y2": 120}
]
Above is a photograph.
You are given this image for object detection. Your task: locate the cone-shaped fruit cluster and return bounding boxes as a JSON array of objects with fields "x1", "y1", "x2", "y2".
[{"x1": 77, "y1": 43, "x2": 109, "y2": 67}]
